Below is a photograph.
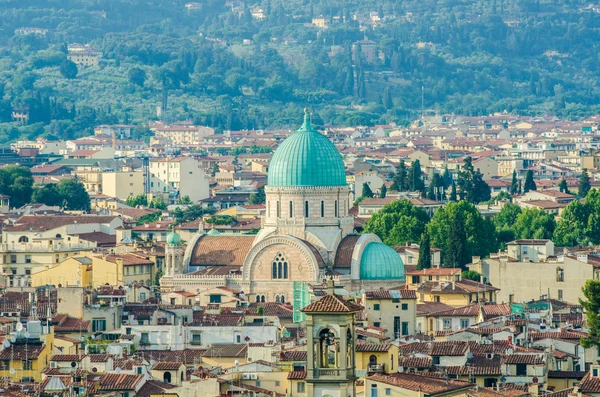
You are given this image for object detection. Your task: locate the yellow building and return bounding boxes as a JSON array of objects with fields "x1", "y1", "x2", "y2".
[
  {"x1": 405, "y1": 267, "x2": 461, "y2": 289},
  {"x1": 417, "y1": 280, "x2": 499, "y2": 307},
  {"x1": 31, "y1": 256, "x2": 93, "y2": 287},
  {"x1": 0, "y1": 332, "x2": 54, "y2": 382},
  {"x1": 92, "y1": 253, "x2": 156, "y2": 287},
  {"x1": 102, "y1": 171, "x2": 145, "y2": 201},
  {"x1": 356, "y1": 343, "x2": 399, "y2": 375}
]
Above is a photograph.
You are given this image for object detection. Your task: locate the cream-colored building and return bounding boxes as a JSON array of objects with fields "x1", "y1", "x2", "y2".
[
  {"x1": 102, "y1": 171, "x2": 145, "y2": 201},
  {"x1": 366, "y1": 373, "x2": 473, "y2": 397},
  {"x1": 470, "y1": 245, "x2": 598, "y2": 304},
  {"x1": 149, "y1": 156, "x2": 210, "y2": 203},
  {"x1": 0, "y1": 215, "x2": 122, "y2": 287},
  {"x1": 67, "y1": 44, "x2": 101, "y2": 67},
  {"x1": 472, "y1": 156, "x2": 499, "y2": 180},
  {"x1": 31, "y1": 256, "x2": 93, "y2": 287},
  {"x1": 152, "y1": 125, "x2": 214, "y2": 145}
]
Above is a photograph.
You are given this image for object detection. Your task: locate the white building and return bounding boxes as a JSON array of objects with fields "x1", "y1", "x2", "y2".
[{"x1": 149, "y1": 157, "x2": 210, "y2": 203}]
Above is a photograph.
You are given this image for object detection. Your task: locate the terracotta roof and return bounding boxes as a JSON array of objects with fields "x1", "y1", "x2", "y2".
[
  {"x1": 405, "y1": 267, "x2": 461, "y2": 276},
  {"x1": 365, "y1": 289, "x2": 418, "y2": 300},
  {"x1": 504, "y1": 354, "x2": 544, "y2": 365},
  {"x1": 104, "y1": 253, "x2": 153, "y2": 266},
  {"x1": 97, "y1": 373, "x2": 144, "y2": 391},
  {"x1": 481, "y1": 304, "x2": 512, "y2": 319},
  {"x1": 287, "y1": 371, "x2": 307, "y2": 380},
  {"x1": 189, "y1": 235, "x2": 255, "y2": 266},
  {"x1": 301, "y1": 294, "x2": 363, "y2": 313},
  {"x1": 136, "y1": 350, "x2": 205, "y2": 365},
  {"x1": 282, "y1": 351, "x2": 307, "y2": 362},
  {"x1": 398, "y1": 356, "x2": 432, "y2": 368},
  {"x1": 152, "y1": 362, "x2": 184, "y2": 370},
  {"x1": 446, "y1": 366, "x2": 502, "y2": 375},
  {"x1": 578, "y1": 373, "x2": 600, "y2": 394},
  {"x1": 430, "y1": 304, "x2": 481, "y2": 317},
  {"x1": 368, "y1": 373, "x2": 474, "y2": 395},
  {"x1": 53, "y1": 316, "x2": 90, "y2": 332},
  {"x1": 0, "y1": 342, "x2": 46, "y2": 359},
  {"x1": 356, "y1": 343, "x2": 392, "y2": 352},
  {"x1": 547, "y1": 371, "x2": 586, "y2": 379},
  {"x1": 89, "y1": 354, "x2": 112, "y2": 363},
  {"x1": 50, "y1": 354, "x2": 85, "y2": 362},
  {"x1": 204, "y1": 344, "x2": 247, "y2": 358},
  {"x1": 136, "y1": 380, "x2": 177, "y2": 397},
  {"x1": 417, "y1": 301, "x2": 456, "y2": 315},
  {"x1": 333, "y1": 235, "x2": 360, "y2": 268},
  {"x1": 5, "y1": 215, "x2": 118, "y2": 232},
  {"x1": 189, "y1": 265, "x2": 241, "y2": 276}
]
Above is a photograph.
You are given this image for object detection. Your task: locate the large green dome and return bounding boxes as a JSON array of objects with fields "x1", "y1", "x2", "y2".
[
  {"x1": 360, "y1": 242, "x2": 405, "y2": 280},
  {"x1": 268, "y1": 111, "x2": 346, "y2": 187}
]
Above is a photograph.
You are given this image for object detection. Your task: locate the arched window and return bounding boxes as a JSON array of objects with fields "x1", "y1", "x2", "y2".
[
  {"x1": 18, "y1": 236, "x2": 28, "y2": 243},
  {"x1": 280, "y1": 295, "x2": 285, "y2": 304},
  {"x1": 55, "y1": 234, "x2": 62, "y2": 239},
  {"x1": 271, "y1": 253, "x2": 289, "y2": 279},
  {"x1": 321, "y1": 201, "x2": 325, "y2": 217},
  {"x1": 305, "y1": 201, "x2": 309, "y2": 217},
  {"x1": 289, "y1": 201, "x2": 293, "y2": 218},
  {"x1": 557, "y1": 267, "x2": 564, "y2": 282},
  {"x1": 334, "y1": 200, "x2": 338, "y2": 217},
  {"x1": 275, "y1": 295, "x2": 280, "y2": 303},
  {"x1": 256, "y1": 295, "x2": 261, "y2": 303},
  {"x1": 163, "y1": 372, "x2": 172, "y2": 384},
  {"x1": 261, "y1": 295, "x2": 265, "y2": 303}
]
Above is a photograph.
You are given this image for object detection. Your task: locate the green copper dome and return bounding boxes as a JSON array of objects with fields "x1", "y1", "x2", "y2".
[
  {"x1": 268, "y1": 110, "x2": 346, "y2": 187},
  {"x1": 166, "y1": 231, "x2": 182, "y2": 246},
  {"x1": 360, "y1": 242, "x2": 405, "y2": 280}
]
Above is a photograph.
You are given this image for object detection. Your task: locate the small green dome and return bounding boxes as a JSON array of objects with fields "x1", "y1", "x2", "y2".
[
  {"x1": 206, "y1": 228, "x2": 221, "y2": 236},
  {"x1": 268, "y1": 110, "x2": 346, "y2": 187},
  {"x1": 166, "y1": 231, "x2": 182, "y2": 246},
  {"x1": 360, "y1": 242, "x2": 405, "y2": 280}
]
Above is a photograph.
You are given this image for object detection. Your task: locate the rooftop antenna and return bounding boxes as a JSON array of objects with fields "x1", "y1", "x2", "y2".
[{"x1": 421, "y1": 86, "x2": 425, "y2": 121}]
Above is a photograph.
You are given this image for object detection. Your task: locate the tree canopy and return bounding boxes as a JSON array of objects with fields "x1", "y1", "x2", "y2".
[{"x1": 363, "y1": 199, "x2": 430, "y2": 246}]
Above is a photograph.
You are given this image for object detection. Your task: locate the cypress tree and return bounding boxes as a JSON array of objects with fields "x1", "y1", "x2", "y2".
[
  {"x1": 362, "y1": 182, "x2": 374, "y2": 198},
  {"x1": 579, "y1": 168, "x2": 591, "y2": 198},
  {"x1": 391, "y1": 160, "x2": 407, "y2": 191},
  {"x1": 380, "y1": 184, "x2": 387, "y2": 198},
  {"x1": 510, "y1": 170, "x2": 518, "y2": 195},
  {"x1": 417, "y1": 230, "x2": 432, "y2": 270},
  {"x1": 449, "y1": 181, "x2": 457, "y2": 202},
  {"x1": 445, "y1": 211, "x2": 469, "y2": 268},
  {"x1": 523, "y1": 170, "x2": 536, "y2": 192}
]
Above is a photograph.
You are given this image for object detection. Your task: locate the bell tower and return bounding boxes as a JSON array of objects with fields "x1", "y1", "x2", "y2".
[{"x1": 301, "y1": 279, "x2": 359, "y2": 397}]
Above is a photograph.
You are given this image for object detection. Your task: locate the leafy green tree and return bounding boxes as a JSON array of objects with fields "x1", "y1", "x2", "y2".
[
  {"x1": 137, "y1": 211, "x2": 161, "y2": 225},
  {"x1": 248, "y1": 186, "x2": 266, "y2": 204},
  {"x1": 125, "y1": 194, "x2": 148, "y2": 207},
  {"x1": 32, "y1": 184, "x2": 62, "y2": 206},
  {"x1": 128, "y1": 67, "x2": 146, "y2": 87},
  {"x1": 428, "y1": 200, "x2": 497, "y2": 266},
  {"x1": 554, "y1": 189, "x2": 600, "y2": 246},
  {"x1": 559, "y1": 179, "x2": 570, "y2": 194},
  {"x1": 444, "y1": 210, "x2": 470, "y2": 268},
  {"x1": 363, "y1": 199, "x2": 430, "y2": 246},
  {"x1": 149, "y1": 197, "x2": 167, "y2": 210},
  {"x1": 494, "y1": 203, "x2": 522, "y2": 230},
  {"x1": 417, "y1": 229, "x2": 431, "y2": 270},
  {"x1": 461, "y1": 270, "x2": 483, "y2": 282},
  {"x1": 0, "y1": 166, "x2": 34, "y2": 208},
  {"x1": 513, "y1": 207, "x2": 556, "y2": 240},
  {"x1": 580, "y1": 280, "x2": 600, "y2": 349},
  {"x1": 523, "y1": 170, "x2": 536, "y2": 193},
  {"x1": 579, "y1": 169, "x2": 591, "y2": 197},
  {"x1": 390, "y1": 160, "x2": 407, "y2": 192},
  {"x1": 362, "y1": 182, "x2": 374, "y2": 198},
  {"x1": 211, "y1": 163, "x2": 220, "y2": 177},
  {"x1": 57, "y1": 178, "x2": 90, "y2": 211},
  {"x1": 179, "y1": 195, "x2": 192, "y2": 205},
  {"x1": 456, "y1": 157, "x2": 491, "y2": 204},
  {"x1": 510, "y1": 170, "x2": 518, "y2": 195},
  {"x1": 59, "y1": 59, "x2": 78, "y2": 79}
]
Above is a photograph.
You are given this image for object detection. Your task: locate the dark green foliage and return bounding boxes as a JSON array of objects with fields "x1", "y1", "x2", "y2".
[
  {"x1": 554, "y1": 189, "x2": 600, "y2": 246},
  {"x1": 461, "y1": 270, "x2": 483, "y2": 282},
  {"x1": 149, "y1": 197, "x2": 167, "y2": 210},
  {"x1": 510, "y1": 171, "x2": 518, "y2": 195},
  {"x1": 128, "y1": 67, "x2": 146, "y2": 87},
  {"x1": 248, "y1": 186, "x2": 266, "y2": 204},
  {"x1": 32, "y1": 184, "x2": 62, "y2": 206},
  {"x1": 580, "y1": 280, "x2": 600, "y2": 349},
  {"x1": 579, "y1": 169, "x2": 591, "y2": 197},
  {"x1": 390, "y1": 160, "x2": 407, "y2": 192},
  {"x1": 0, "y1": 166, "x2": 34, "y2": 208},
  {"x1": 523, "y1": 170, "x2": 537, "y2": 192},
  {"x1": 379, "y1": 184, "x2": 387, "y2": 198},
  {"x1": 559, "y1": 179, "x2": 570, "y2": 194},
  {"x1": 59, "y1": 59, "x2": 78, "y2": 79},
  {"x1": 444, "y1": 210, "x2": 470, "y2": 268},
  {"x1": 125, "y1": 194, "x2": 148, "y2": 207},
  {"x1": 408, "y1": 160, "x2": 425, "y2": 192},
  {"x1": 417, "y1": 229, "x2": 431, "y2": 270},
  {"x1": 56, "y1": 178, "x2": 90, "y2": 211},
  {"x1": 456, "y1": 157, "x2": 491, "y2": 204},
  {"x1": 363, "y1": 199, "x2": 430, "y2": 246},
  {"x1": 449, "y1": 182, "x2": 457, "y2": 202},
  {"x1": 361, "y1": 182, "x2": 374, "y2": 198}
]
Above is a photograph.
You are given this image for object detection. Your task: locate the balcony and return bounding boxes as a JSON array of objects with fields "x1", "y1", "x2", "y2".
[
  {"x1": 316, "y1": 368, "x2": 341, "y2": 377},
  {"x1": 368, "y1": 364, "x2": 385, "y2": 373}
]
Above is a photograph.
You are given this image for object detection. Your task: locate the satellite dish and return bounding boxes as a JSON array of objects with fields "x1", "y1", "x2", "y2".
[
  {"x1": 9, "y1": 369, "x2": 15, "y2": 375},
  {"x1": 16, "y1": 323, "x2": 23, "y2": 332},
  {"x1": 115, "y1": 368, "x2": 121, "y2": 373},
  {"x1": 90, "y1": 335, "x2": 95, "y2": 340},
  {"x1": 92, "y1": 367, "x2": 97, "y2": 373},
  {"x1": 2, "y1": 340, "x2": 10, "y2": 348},
  {"x1": 150, "y1": 360, "x2": 156, "y2": 366},
  {"x1": 9, "y1": 336, "x2": 16, "y2": 343},
  {"x1": 71, "y1": 362, "x2": 77, "y2": 368}
]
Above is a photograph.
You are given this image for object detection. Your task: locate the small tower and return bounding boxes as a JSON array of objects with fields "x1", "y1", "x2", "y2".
[
  {"x1": 301, "y1": 279, "x2": 360, "y2": 397},
  {"x1": 165, "y1": 229, "x2": 183, "y2": 276}
]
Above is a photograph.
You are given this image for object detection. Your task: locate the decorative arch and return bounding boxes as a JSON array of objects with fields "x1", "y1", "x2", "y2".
[
  {"x1": 18, "y1": 236, "x2": 28, "y2": 243},
  {"x1": 242, "y1": 235, "x2": 320, "y2": 281}
]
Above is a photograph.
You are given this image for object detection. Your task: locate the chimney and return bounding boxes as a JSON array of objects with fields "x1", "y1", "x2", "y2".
[
  {"x1": 452, "y1": 281, "x2": 455, "y2": 290},
  {"x1": 327, "y1": 278, "x2": 335, "y2": 295}
]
